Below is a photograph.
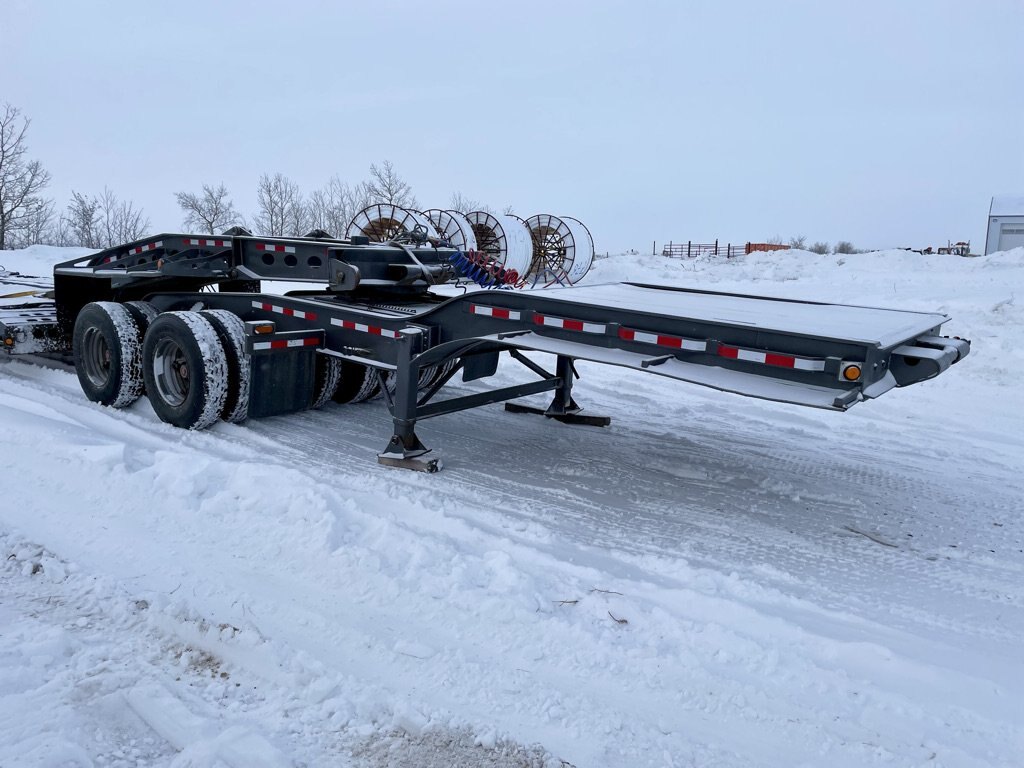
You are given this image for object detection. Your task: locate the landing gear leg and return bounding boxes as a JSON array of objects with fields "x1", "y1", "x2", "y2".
[
  {"x1": 504, "y1": 355, "x2": 611, "y2": 427},
  {"x1": 377, "y1": 332, "x2": 442, "y2": 472}
]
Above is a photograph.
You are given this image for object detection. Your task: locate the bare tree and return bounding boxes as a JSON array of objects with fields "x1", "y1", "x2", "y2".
[
  {"x1": 57, "y1": 189, "x2": 149, "y2": 248},
  {"x1": 502, "y1": 204, "x2": 516, "y2": 216},
  {"x1": 254, "y1": 173, "x2": 309, "y2": 236},
  {"x1": 308, "y1": 176, "x2": 372, "y2": 237},
  {"x1": 0, "y1": 104, "x2": 52, "y2": 250},
  {"x1": 809, "y1": 241, "x2": 830, "y2": 255},
  {"x1": 366, "y1": 160, "x2": 417, "y2": 208},
  {"x1": 788, "y1": 235, "x2": 807, "y2": 249},
  {"x1": 175, "y1": 183, "x2": 242, "y2": 234},
  {"x1": 448, "y1": 192, "x2": 491, "y2": 214},
  {"x1": 7, "y1": 197, "x2": 54, "y2": 249},
  {"x1": 99, "y1": 187, "x2": 149, "y2": 245},
  {"x1": 834, "y1": 240, "x2": 856, "y2": 254},
  {"x1": 61, "y1": 191, "x2": 103, "y2": 248},
  {"x1": 765, "y1": 234, "x2": 784, "y2": 245}
]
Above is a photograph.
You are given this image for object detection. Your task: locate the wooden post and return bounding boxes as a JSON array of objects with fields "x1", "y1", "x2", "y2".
[
  {"x1": 687, "y1": 241, "x2": 691, "y2": 258},
  {"x1": 714, "y1": 239, "x2": 718, "y2": 256},
  {"x1": 652, "y1": 240, "x2": 656, "y2": 255}
]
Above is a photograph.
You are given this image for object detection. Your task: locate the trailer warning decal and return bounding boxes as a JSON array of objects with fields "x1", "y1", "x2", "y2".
[
  {"x1": 185, "y1": 238, "x2": 231, "y2": 248},
  {"x1": 717, "y1": 344, "x2": 826, "y2": 371},
  {"x1": 251, "y1": 300, "x2": 318, "y2": 321},
  {"x1": 469, "y1": 304, "x2": 522, "y2": 321},
  {"x1": 256, "y1": 243, "x2": 296, "y2": 254},
  {"x1": 618, "y1": 327, "x2": 707, "y2": 352},
  {"x1": 330, "y1": 318, "x2": 402, "y2": 339},
  {"x1": 533, "y1": 314, "x2": 606, "y2": 334},
  {"x1": 252, "y1": 337, "x2": 321, "y2": 351}
]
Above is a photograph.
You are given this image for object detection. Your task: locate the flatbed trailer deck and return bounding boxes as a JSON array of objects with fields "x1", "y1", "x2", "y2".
[{"x1": 1, "y1": 233, "x2": 970, "y2": 470}]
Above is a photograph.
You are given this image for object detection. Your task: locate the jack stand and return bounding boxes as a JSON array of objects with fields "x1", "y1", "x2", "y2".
[
  {"x1": 504, "y1": 402, "x2": 612, "y2": 427},
  {"x1": 377, "y1": 433, "x2": 443, "y2": 473},
  {"x1": 505, "y1": 354, "x2": 611, "y2": 427}
]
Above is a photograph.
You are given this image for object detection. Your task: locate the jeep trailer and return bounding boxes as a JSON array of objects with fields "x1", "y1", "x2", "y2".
[{"x1": 0, "y1": 232, "x2": 970, "y2": 471}]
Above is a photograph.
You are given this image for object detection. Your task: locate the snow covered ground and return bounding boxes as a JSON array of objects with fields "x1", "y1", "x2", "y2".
[{"x1": 1, "y1": 245, "x2": 1022, "y2": 767}]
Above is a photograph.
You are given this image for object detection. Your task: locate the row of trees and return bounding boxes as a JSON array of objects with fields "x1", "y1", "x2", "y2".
[
  {"x1": 1, "y1": 102, "x2": 485, "y2": 250},
  {"x1": 769, "y1": 235, "x2": 861, "y2": 255}
]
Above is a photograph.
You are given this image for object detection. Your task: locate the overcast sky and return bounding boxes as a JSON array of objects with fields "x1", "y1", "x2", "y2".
[{"x1": 4, "y1": 0, "x2": 1022, "y2": 253}]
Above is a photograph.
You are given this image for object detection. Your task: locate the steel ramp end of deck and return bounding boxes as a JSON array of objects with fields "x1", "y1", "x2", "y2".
[{"x1": 486, "y1": 332, "x2": 862, "y2": 411}]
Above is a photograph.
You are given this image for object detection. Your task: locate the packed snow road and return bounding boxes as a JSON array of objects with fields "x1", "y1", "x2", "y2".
[{"x1": 1, "y1": 247, "x2": 1022, "y2": 767}]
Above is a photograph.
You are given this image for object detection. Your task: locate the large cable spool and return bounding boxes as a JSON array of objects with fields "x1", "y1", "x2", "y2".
[
  {"x1": 561, "y1": 216, "x2": 595, "y2": 284},
  {"x1": 423, "y1": 209, "x2": 478, "y2": 251},
  {"x1": 464, "y1": 212, "x2": 533, "y2": 281},
  {"x1": 346, "y1": 204, "x2": 439, "y2": 242},
  {"x1": 523, "y1": 214, "x2": 573, "y2": 286}
]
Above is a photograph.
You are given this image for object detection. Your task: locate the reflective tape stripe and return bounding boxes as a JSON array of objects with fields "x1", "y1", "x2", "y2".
[
  {"x1": 185, "y1": 238, "x2": 231, "y2": 247},
  {"x1": 534, "y1": 314, "x2": 606, "y2": 334},
  {"x1": 128, "y1": 241, "x2": 163, "y2": 255},
  {"x1": 251, "y1": 300, "x2": 318, "y2": 321},
  {"x1": 256, "y1": 243, "x2": 296, "y2": 253},
  {"x1": 619, "y1": 325, "x2": 826, "y2": 371},
  {"x1": 330, "y1": 318, "x2": 402, "y2": 339},
  {"x1": 252, "y1": 337, "x2": 321, "y2": 350},
  {"x1": 469, "y1": 304, "x2": 522, "y2": 321},
  {"x1": 717, "y1": 344, "x2": 826, "y2": 371},
  {"x1": 618, "y1": 327, "x2": 706, "y2": 352}
]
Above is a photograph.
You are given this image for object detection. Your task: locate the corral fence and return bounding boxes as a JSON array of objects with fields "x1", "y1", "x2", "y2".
[{"x1": 655, "y1": 241, "x2": 791, "y2": 258}]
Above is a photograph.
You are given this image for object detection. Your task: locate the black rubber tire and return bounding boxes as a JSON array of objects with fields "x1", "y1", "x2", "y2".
[
  {"x1": 371, "y1": 370, "x2": 398, "y2": 401},
  {"x1": 332, "y1": 361, "x2": 380, "y2": 404},
  {"x1": 418, "y1": 358, "x2": 459, "y2": 392},
  {"x1": 123, "y1": 300, "x2": 159, "y2": 336},
  {"x1": 417, "y1": 365, "x2": 440, "y2": 390},
  {"x1": 142, "y1": 311, "x2": 228, "y2": 430},
  {"x1": 199, "y1": 309, "x2": 250, "y2": 423},
  {"x1": 72, "y1": 301, "x2": 145, "y2": 408},
  {"x1": 312, "y1": 355, "x2": 342, "y2": 409}
]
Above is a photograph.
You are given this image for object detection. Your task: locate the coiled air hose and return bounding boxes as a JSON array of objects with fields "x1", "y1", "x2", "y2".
[{"x1": 448, "y1": 251, "x2": 519, "y2": 289}]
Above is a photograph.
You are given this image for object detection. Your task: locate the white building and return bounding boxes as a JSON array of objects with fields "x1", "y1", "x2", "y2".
[{"x1": 985, "y1": 195, "x2": 1024, "y2": 254}]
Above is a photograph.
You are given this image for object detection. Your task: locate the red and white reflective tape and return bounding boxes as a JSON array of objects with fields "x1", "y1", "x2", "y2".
[
  {"x1": 469, "y1": 304, "x2": 521, "y2": 321},
  {"x1": 533, "y1": 314, "x2": 606, "y2": 334},
  {"x1": 618, "y1": 327, "x2": 706, "y2": 352},
  {"x1": 185, "y1": 238, "x2": 231, "y2": 248},
  {"x1": 252, "y1": 337, "x2": 321, "y2": 351},
  {"x1": 330, "y1": 317, "x2": 402, "y2": 339},
  {"x1": 717, "y1": 344, "x2": 826, "y2": 371},
  {"x1": 257, "y1": 243, "x2": 296, "y2": 254},
  {"x1": 251, "y1": 300, "x2": 318, "y2": 321},
  {"x1": 128, "y1": 241, "x2": 163, "y2": 256}
]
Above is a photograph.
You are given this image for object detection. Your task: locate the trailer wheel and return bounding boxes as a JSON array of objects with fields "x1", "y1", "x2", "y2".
[
  {"x1": 123, "y1": 300, "x2": 159, "y2": 335},
  {"x1": 371, "y1": 370, "x2": 398, "y2": 401},
  {"x1": 312, "y1": 355, "x2": 342, "y2": 409},
  {"x1": 332, "y1": 361, "x2": 379, "y2": 404},
  {"x1": 142, "y1": 312, "x2": 229, "y2": 430},
  {"x1": 199, "y1": 309, "x2": 250, "y2": 423},
  {"x1": 417, "y1": 365, "x2": 440, "y2": 390},
  {"x1": 72, "y1": 301, "x2": 145, "y2": 408},
  {"x1": 418, "y1": 358, "x2": 459, "y2": 392}
]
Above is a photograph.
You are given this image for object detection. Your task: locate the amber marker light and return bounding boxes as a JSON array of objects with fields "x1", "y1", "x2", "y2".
[
  {"x1": 253, "y1": 324, "x2": 275, "y2": 335},
  {"x1": 842, "y1": 364, "x2": 862, "y2": 381}
]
